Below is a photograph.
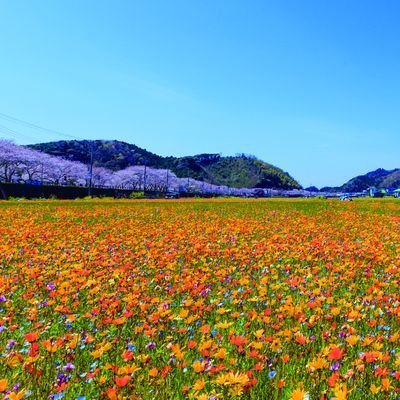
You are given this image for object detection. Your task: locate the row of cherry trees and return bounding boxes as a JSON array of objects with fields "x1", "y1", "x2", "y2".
[
  {"x1": 0, "y1": 140, "x2": 88, "y2": 186},
  {"x1": 0, "y1": 140, "x2": 257, "y2": 196}
]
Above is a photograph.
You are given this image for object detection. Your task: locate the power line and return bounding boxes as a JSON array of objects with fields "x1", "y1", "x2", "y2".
[
  {"x1": 0, "y1": 111, "x2": 84, "y2": 141},
  {"x1": 0, "y1": 111, "x2": 96, "y2": 196},
  {"x1": 0, "y1": 123, "x2": 40, "y2": 143}
]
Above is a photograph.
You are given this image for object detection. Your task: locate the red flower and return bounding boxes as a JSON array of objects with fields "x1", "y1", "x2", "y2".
[
  {"x1": 25, "y1": 331, "x2": 39, "y2": 343},
  {"x1": 115, "y1": 375, "x2": 131, "y2": 387},
  {"x1": 328, "y1": 347, "x2": 344, "y2": 360}
]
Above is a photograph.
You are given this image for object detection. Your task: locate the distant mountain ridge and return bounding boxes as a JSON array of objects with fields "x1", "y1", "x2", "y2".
[
  {"x1": 29, "y1": 140, "x2": 302, "y2": 190},
  {"x1": 321, "y1": 168, "x2": 400, "y2": 193}
]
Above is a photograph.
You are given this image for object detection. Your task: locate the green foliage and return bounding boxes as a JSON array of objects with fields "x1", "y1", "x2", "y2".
[
  {"x1": 129, "y1": 191, "x2": 145, "y2": 199},
  {"x1": 7, "y1": 196, "x2": 26, "y2": 201}
]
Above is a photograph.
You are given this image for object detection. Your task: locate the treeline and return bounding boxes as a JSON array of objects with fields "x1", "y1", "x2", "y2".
[{"x1": 0, "y1": 140, "x2": 260, "y2": 197}]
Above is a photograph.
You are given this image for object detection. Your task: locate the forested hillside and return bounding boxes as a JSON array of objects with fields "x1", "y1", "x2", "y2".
[
  {"x1": 30, "y1": 140, "x2": 302, "y2": 189},
  {"x1": 321, "y1": 168, "x2": 400, "y2": 192}
]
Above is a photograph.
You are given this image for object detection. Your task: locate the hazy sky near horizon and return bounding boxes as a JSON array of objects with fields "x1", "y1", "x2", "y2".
[{"x1": 1, "y1": 0, "x2": 399, "y2": 188}]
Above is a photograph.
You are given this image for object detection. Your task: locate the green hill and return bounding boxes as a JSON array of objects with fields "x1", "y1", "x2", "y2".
[
  {"x1": 29, "y1": 140, "x2": 301, "y2": 190},
  {"x1": 321, "y1": 168, "x2": 400, "y2": 193}
]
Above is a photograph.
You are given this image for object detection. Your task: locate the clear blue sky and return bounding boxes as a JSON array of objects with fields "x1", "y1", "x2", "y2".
[{"x1": 1, "y1": 0, "x2": 399, "y2": 188}]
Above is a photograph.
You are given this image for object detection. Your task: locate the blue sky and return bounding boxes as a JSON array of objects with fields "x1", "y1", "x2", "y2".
[{"x1": 0, "y1": 0, "x2": 399, "y2": 188}]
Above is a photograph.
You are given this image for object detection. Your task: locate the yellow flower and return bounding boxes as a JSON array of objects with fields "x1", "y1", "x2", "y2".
[
  {"x1": 214, "y1": 348, "x2": 227, "y2": 360},
  {"x1": 90, "y1": 349, "x2": 102, "y2": 359},
  {"x1": 345, "y1": 335, "x2": 360, "y2": 346},
  {"x1": 216, "y1": 321, "x2": 232, "y2": 329},
  {"x1": 370, "y1": 384, "x2": 381, "y2": 394},
  {"x1": 229, "y1": 385, "x2": 244, "y2": 396},
  {"x1": 270, "y1": 338, "x2": 282, "y2": 351},
  {"x1": 254, "y1": 329, "x2": 264, "y2": 339},
  {"x1": 307, "y1": 356, "x2": 328, "y2": 372},
  {"x1": 214, "y1": 371, "x2": 249, "y2": 386},
  {"x1": 333, "y1": 384, "x2": 349, "y2": 400}
]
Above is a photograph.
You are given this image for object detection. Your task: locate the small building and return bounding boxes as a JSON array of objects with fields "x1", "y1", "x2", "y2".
[{"x1": 369, "y1": 187, "x2": 385, "y2": 198}]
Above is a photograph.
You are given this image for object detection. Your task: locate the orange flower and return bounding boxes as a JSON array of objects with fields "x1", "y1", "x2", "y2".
[
  {"x1": 0, "y1": 379, "x2": 8, "y2": 392},
  {"x1": 5, "y1": 391, "x2": 26, "y2": 400},
  {"x1": 193, "y1": 378, "x2": 206, "y2": 391},
  {"x1": 199, "y1": 324, "x2": 210, "y2": 334},
  {"x1": 42, "y1": 339, "x2": 58, "y2": 353},
  {"x1": 282, "y1": 354, "x2": 290, "y2": 363},
  {"x1": 148, "y1": 367, "x2": 158, "y2": 377},
  {"x1": 289, "y1": 387, "x2": 308, "y2": 400},
  {"x1": 192, "y1": 360, "x2": 206, "y2": 373},
  {"x1": 106, "y1": 388, "x2": 117, "y2": 400},
  {"x1": 381, "y1": 378, "x2": 391, "y2": 391},
  {"x1": 295, "y1": 335, "x2": 307, "y2": 345}
]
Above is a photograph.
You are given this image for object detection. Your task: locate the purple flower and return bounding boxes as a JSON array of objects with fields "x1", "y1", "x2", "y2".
[
  {"x1": 0, "y1": 295, "x2": 6, "y2": 303},
  {"x1": 330, "y1": 361, "x2": 340, "y2": 371},
  {"x1": 12, "y1": 383, "x2": 21, "y2": 391},
  {"x1": 146, "y1": 341, "x2": 156, "y2": 350},
  {"x1": 6, "y1": 340, "x2": 16, "y2": 349},
  {"x1": 57, "y1": 373, "x2": 68, "y2": 385},
  {"x1": 62, "y1": 363, "x2": 75, "y2": 373}
]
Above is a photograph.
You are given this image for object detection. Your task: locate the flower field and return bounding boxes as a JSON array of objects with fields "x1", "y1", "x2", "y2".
[{"x1": 0, "y1": 198, "x2": 399, "y2": 400}]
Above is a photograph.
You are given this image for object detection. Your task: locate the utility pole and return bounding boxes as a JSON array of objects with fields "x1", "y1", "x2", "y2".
[
  {"x1": 143, "y1": 161, "x2": 147, "y2": 192},
  {"x1": 88, "y1": 140, "x2": 94, "y2": 196},
  {"x1": 166, "y1": 169, "x2": 169, "y2": 192}
]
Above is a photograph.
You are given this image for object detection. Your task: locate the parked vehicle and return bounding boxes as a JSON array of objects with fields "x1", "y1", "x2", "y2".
[{"x1": 339, "y1": 194, "x2": 352, "y2": 201}]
